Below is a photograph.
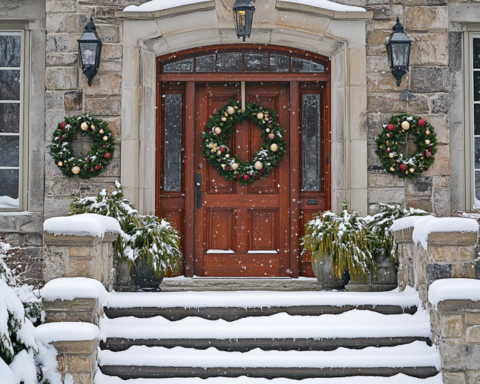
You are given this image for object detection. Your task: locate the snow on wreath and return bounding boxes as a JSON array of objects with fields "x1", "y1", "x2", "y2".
[
  {"x1": 201, "y1": 100, "x2": 286, "y2": 185},
  {"x1": 51, "y1": 113, "x2": 115, "y2": 179},
  {"x1": 375, "y1": 114, "x2": 437, "y2": 178}
]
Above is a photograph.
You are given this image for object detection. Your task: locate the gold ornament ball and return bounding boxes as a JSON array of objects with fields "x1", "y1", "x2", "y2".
[
  {"x1": 267, "y1": 162, "x2": 271, "y2": 166},
  {"x1": 72, "y1": 166, "x2": 81, "y2": 175},
  {"x1": 58, "y1": 161, "x2": 63, "y2": 167},
  {"x1": 221, "y1": 117, "x2": 227, "y2": 122},
  {"x1": 390, "y1": 167, "x2": 395, "y2": 171},
  {"x1": 227, "y1": 106, "x2": 235, "y2": 115},
  {"x1": 425, "y1": 140, "x2": 430, "y2": 145},
  {"x1": 103, "y1": 136, "x2": 108, "y2": 141},
  {"x1": 221, "y1": 164, "x2": 226, "y2": 170},
  {"x1": 426, "y1": 130, "x2": 430, "y2": 135},
  {"x1": 99, "y1": 129, "x2": 104, "y2": 134},
  {"x1": 270, "y1": 143, "x2": 279, "y2": 152},
  {"x1": 231, "y1": 163, "x2": 239, "y2": 171},
  {"x1": 266, "y1": 128, "x2": 270, "y2": 133},
  {"x1": 401, "y1": 121, "x2": 410, "y2": 130},
  {"x1": 389, "y1": 153, "x2": 394, "y2": 158},
  {"x1": 217, "y1": 150, "x2": 221, "y2": 155},
  {"x1": 214, "y1": 127, "x2": 222, "y2": 135},
  {"x1": 91, "y1": 125, "x2": 95, "y2": 130},
  {"x1": 225, "y1": 154, "x2": 230, "y2": 158},
  {"x1": 80, "y1": 122, "x2": 89, "y2": 131},
  {"x1": 257, "y1": 112, "x2": 264, "y2": 120},
  {"x1": 405, "y1": 170, "x2": 409, "y2": 174},
  {"x1": 254, "y1": 161, "x2": 263, "y2": 170},
  {"x1": 410, "y1": 168, "x2": 415, "y2": 173}
]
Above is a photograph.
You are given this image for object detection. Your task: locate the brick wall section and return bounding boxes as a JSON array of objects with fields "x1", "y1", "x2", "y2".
[
  {"x1": 363, "y1": 0, "x2": 450, "y2": 215},
  {"x1": 44, "y1": 0, "x2": 147, "y2": 220}
]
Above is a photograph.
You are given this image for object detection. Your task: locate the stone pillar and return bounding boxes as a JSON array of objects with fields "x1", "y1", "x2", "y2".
[
  {"x1": 44, "y1": 297, "x2": 103, "y2": 325},
  {"x1": 52, "y1": 339, "x2": 98, "y2": 384},
  {"x1": 43, "y1": 232, "x2": 117, "y2": 290}
]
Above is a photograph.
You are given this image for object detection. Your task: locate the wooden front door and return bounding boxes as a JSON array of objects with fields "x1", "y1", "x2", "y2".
[
  {"x1": 156, "y1": 46, "x2": 331, "y2": 278},
  {"x1": 194, "y1": 82, "x2": 290, "y2": 277}
]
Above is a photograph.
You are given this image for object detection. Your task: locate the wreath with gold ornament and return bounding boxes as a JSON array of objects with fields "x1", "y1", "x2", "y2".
[
  {"x1": 375, "y1": 114, "x2": 437, "y2": 178},
  {"x1": 201, "y1": 100, "x2": 286, "y2": 185},
  {"x1": 50, "y1": 113, "x2": 115, "y2": 179}
]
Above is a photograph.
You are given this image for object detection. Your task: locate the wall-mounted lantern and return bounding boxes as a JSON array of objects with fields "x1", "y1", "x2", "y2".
[
  {"x1": 386, "y1": 17, "x2": 411, "y2": 87},
  {"x1": 233, "y1": 0, "x2": 255, "y2": 42},
  {"x1": 78, "y1": 17, "x2": 102, "y2": 86}
]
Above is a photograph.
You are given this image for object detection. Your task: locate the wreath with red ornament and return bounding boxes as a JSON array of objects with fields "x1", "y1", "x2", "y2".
[
  {"x1": 51, "y1": 113, "x2": 115, "y2": 179},
  {"x1": 201, "y1": 100, "x2": 286, "y2": 185},
  {"x1": 375, "y1": 114, "x2": 437, "y2": 178}
]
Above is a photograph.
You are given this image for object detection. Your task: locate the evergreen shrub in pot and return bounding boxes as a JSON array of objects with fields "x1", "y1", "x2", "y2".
[{"x1": 69, "y1": 182, "x2": 183, "y2": 291}]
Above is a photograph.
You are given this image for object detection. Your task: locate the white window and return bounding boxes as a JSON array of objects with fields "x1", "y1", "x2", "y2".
[{"x1": 0, "y1": 31, "x2": 23, "y2": 210}]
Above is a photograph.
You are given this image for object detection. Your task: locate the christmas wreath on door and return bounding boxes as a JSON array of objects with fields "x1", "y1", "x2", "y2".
[
  {"x1": 375, "y1": 114, "x2": 437, "y2": 178},
  {"x1": 201, "y1": 100, "x2": 286, "y2": 185}
]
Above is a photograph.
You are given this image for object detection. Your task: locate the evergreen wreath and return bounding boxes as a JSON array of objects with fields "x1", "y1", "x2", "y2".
[
  {"x1": 375, "y1": 114, "x2": 437, "y2": 178},
  {"x1": 51, "y1": 113, "x2": 115, "y2": 179},
  {"x1": 201, "y1": 100, "x2": 286, "y2": 185}
]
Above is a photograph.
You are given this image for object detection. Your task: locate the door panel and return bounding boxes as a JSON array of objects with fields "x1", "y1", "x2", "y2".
[{"x1": 194, "y1": 82, "x2": 290, "y2": 277}]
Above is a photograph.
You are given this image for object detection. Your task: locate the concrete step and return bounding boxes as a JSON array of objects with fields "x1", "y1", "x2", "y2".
[{"x1": 98, "y1": 342, "x2": 440, "y2": 380}]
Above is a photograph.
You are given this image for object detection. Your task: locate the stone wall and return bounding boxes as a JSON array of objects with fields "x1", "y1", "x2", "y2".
[{"x1": 364, "y1": 1, "x2": 450, "y2": 216}]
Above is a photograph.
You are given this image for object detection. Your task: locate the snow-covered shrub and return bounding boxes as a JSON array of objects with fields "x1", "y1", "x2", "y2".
[
  {"x1": 365, "y1": 203, "x2": 428, "y2": 263},
  {"x1": 0, "y1": 279, "x2": 38, "y2": 384},
  {"x1": 69, "y1": 181, "x2": 182, "y2": 274},
  {"x1": 303, "y1": 202, "x2": 374, "y2": 280}
]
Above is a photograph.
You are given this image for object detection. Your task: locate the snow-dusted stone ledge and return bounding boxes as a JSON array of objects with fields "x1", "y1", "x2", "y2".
[
  {"x1": 391, "y1": 216, "x2": 479, "y2": 302},
  {"x1": 36, "y1": 322, "x2": 99, "y2": 384},
  {"x1": 43, "y1": 214, "x2": 121, "y2": 289},
  {"x1": 116, "y1": 0, "x2": 215, "y2": 20},
  {"x1": 276, "y1": 0, "x2": 373, "y2": 20},
  {"x1": 43, "y1": 278, "x2": 108, "y2": 325}
]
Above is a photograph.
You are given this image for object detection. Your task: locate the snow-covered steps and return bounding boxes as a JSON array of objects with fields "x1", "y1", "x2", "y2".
[
  {"x1": 98, "y1": 342, "x2": 440, "y2": 379},
  {"x1": 104, "y1": 287, "x2": 420, "y2": 321},
  {"x1": 100, "y1": 309, "x2": 432, "y2": 352}
]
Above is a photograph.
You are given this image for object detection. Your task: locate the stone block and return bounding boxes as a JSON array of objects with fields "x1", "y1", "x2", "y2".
[
  {"x1": 102, "y1": 117, "x2": 121, "y2": 143},
  {"x1": 45, "y1": 177, "x2": 81, "y2": 197},
  {"x1": 393, "y1": 227, "x2": 414, "y2": 243},
  {"x1": 406, "y1": 175, "x2": 433, "y2": 196},
  {"x1": 429, "y1": 246, "x2": 457, "y2": 262},
  {"x1": 421, "y1": 114, "x2": 449, "y2": 144},
  {"x1": 466, "y1": 314, "x2": 480, "y2": 325},
  {"x1": 367, "y1": 94, "x2": 407, "y2": 113},
  {"x1": 46, "y1": 67, "x2": 77, "y2": 90},
  {"x1": 101, "y1": 44, "x2": 123, "y2": 60},
  {"x1": 424, "y1": 145, "x2": 450, "y2": 176},
  {"x1": 441, "y1": 341, "x2": 480, "y2": 370},
  {"x1": 66, "y1": 354, "x2": 93, "y2": 373},
  {"x1": 405, "y1": 198, "x2": 433, "y2": 212},
  {"x1": 43, "y1": 246, "x2": 67, "y2": 282},
  {"x1": 69, "y1": 246, "x2": 95, "y2": 258},
  {"x1": 85, "y1": 97, "x2": 121, "y2": 116},
  {"x1": 84, "y1": 73, "x2": 122, "y2": 96},
  {"x1": 367, "y1": 73, "x2": 408, "y2": 92},
  {"x1": 47, "y1": 13, "x2": 89, "y2": 34},
  {"x1": 95, "y1": 5, "x2": 123, "y2": 24},
  {"x1": 46, "y1": 52, "x2": 78, "y2": 66},
  {"x1": 438, "y1": 300, "x2": 480, "y2": 314},
  {"x1": 410, "y1": 66, "x2": 448, "y2": 93},
  {"x1": 44, "y1": 232, "x2": 103, "y2": 247},
  {"x1": 96, "y1": 25, "x2": 120, "y2": 44},
  {"x1": 367, "y1": 5, "x2": 391, "y2": 20},
  {"x1": 366, "y1": 56, "x2": 389, "y2": 73},
  {"x1": 428, "y1": 231, "x2": 478, "y2": 246},
  {"x1": 366, "y1": 30, "x2": 390, "y2": 45},
  {"x1": 466, "y1": 325, "x2": 480, "y2": 343},
  {"x1": 407, "y1": 93, "x2": 430, "y2": 114},
  {"x1": 368, "y1": 188, "x2": 405, "y2": 204},
  {"x1": 64, "y1": 90, "x2": 83, "y2": 111},
  {"x1": 443, "y1": 372, "x2": 466, "y2": 384},
  {"x1": 453, "y1": 262, "x2": 476, "y2": 279},
  {"x1": 410, "y1": 33, "x2": 448, "y2": 66},
  {"x1": 434, "y1": 175, "x2": 450, "y2": 188},
  {"x1": 426, "y1": 263, "x2": 452, "y2": 281},
  {"x1": 440, "y1": 315, "x2": 464, "y2": 338},
  {"x1": 368, "y1": 173, "x2": 404, "y2": 188},
  {"x1": 67, "y1": 258, "x2": 94, "y2": 277},
  {"x1": 46, "y1": 0, "x2": 77, "y2": 13},
  {"x1": 431, "y1": 93, "x2": 449, "y2": 114},
  {"x1": 47, "y1": 91, "x2": 64, "y2": 110},
  {"x1": 433, "y1": 188, "x2": 451, "y2": 216},
  {"x1": 99, "y1": 61, "x2": 122, "y2": 72},
  {"x1": 406, "y1": 6, "x2": 448, "y2": 31}
]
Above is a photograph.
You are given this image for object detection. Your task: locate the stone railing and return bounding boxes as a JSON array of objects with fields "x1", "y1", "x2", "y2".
[
  {"x1": 43, "y1": 214, "x2": 121, "y2": 290},
  {"x1": 392, "y1": 216, "x2": 478, "y2": 302}
]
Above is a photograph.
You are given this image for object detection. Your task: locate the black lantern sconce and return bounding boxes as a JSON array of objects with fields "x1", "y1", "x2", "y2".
[
  {"x1": 386, "y1": 17, "x2": 411, "y2": 87},
  {"x1": 233, "y1": 0, "x2": 255, "y2": 42},
  {"x1": 78, "y1": 17, "x2": 102, "y2": 86}
]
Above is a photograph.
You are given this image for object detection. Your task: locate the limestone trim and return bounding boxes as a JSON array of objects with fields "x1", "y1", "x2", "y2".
[
  {"x1": 116, "y1": 1, "x2": 216, "y2": 20},
  {"x1": 120, "y1": 4, "x2": 370, "y2": 215},
  {"x1": 275, "y1": 2, "x2": 373, "y2": 21}
]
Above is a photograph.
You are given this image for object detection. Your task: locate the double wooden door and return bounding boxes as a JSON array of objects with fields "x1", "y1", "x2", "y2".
[{"x1": 157, "y1": 80, "x2": 330, "y2": 277}]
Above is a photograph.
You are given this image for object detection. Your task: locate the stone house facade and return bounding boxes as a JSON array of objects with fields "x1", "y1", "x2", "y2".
[{"x1": 0, "y1": 0, "x2": 479, "y2": 281}]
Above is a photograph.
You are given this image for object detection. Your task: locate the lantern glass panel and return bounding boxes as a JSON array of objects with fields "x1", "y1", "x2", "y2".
[
  {"x1": 392, "y1": 43, "x2": 410, "y2": 67},
  {"x1": 80, "y1": 42, "x2": 98, "y2": 66}
]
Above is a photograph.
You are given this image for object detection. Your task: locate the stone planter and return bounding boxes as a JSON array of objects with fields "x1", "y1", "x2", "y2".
[
  {"x1": 346, "y1": 255, "x2": 397, "y2": 292},
  {"x1": 129, "y1": 258, "x2": 165, "y2": 292},
  {"x1": 311, "y1": 253, "x2": 349, "y2": 290}
]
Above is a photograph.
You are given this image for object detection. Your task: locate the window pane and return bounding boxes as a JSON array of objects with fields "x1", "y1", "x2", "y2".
[
  {"x1": 0, "y1": 103, "x2": 20, "y2": 133},
  {"x1": 217, "y1": 52, "x2": 242, "y2": 72},
  {"x1": 302, "y1": 94, "x2": 321, "y2": 191},
  {"x1": 164, "y1": 94, "x2": 183, "y2": 192},
  {"x1": 196, "y1": 54, "x2": 216, "y2": 72},
  {"x1": 475, "y1": 137, "x2": 480, "y2": 170},
  {"x1": 270, "y1": 54, "x2": 289, "y2": 72},
  {"x1": 292, "y1": 57, "x2": 325, "y2": 73},
  {"x1": 244, "y1": 53, "x2": 268, "y2": 72},
  {"x1": 0, "y1": 70, "x2": 20, "y2": 100},
  {"x1": 163, "y1": 58, "x2": 194, "y2": 73},
  {"x1": 0, "y1": 169, "x2": 19, "y2": 208},
  {"x1": 475, "y1": 73, "x2": 480, "y2": 102},
  {"x1": 474, "y1": 38, "x2": 480, "y2": 69},
  {"x1": 0, "y1": 136, "x2": 19, "y2": 167},
  {"x1": 0, "y1": 34, "x2": 21, "y2": 67},
  {"x1": 80, "y1": 43, "x2": 98, "y2": 66}
]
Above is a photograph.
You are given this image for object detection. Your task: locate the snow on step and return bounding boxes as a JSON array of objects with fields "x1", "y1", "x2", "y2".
[
  {"x1": 106, "y1": 286, "x2": 420, "y2": 309},
  {"x1": 100, "y1": 309, "x2": 431, "y2": 340},
  {"x1": 96, "y1": 371, "x2": 444, "y2": 384},
  {"x1": 99, "y1": 341, "x2": 440, "y2": 369}
]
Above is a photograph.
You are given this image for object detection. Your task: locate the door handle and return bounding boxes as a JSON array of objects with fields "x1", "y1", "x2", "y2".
[{"x1": 196, "y1": 173, "x2": 202, "y2": 209}]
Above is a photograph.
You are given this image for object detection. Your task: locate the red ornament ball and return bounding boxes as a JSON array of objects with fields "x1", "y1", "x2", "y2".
[
  {"x1": 220, "y1": 147, "x2": 226, "y2": 153},
  {"x1": 399, "y1": 164, "x2": 407, "y2": 172},
  {"x1": 87, "y1": 158, "x2": 91, "y2": 162},
  {"x1": 60, "y1": 122, "x2": 67, "y2": 130},
  {"x1": 104, "y1": 153, "x2": 111, "y2": 159},
  {"x1": 58, "y1": 136, "x2": 63, "y2": 142},
  {"x1": 425, "y1": 151, "x2": 432, "y2": 158},
  {"x1": 89, "y1": 168, "x2": 94, "y2": 172},
  {"x1": 237, "y1": 174, "x2": 242, "y2": 179},
  {"x1": 260, "y1": 168, "x2": 265, "y2": 173},
  {"x1": 243, "y1": 175, "x2": 250, "y2": 181},
  {"x1": 254, "y1": 175, "x2": 260, "y2": 180},
  {"x1": 95, "y1": 165, "x2": 101, "y2": 170},
  {"x1": 389, "y1": 133, "x2": 393, "y2": 138},
  {"x1": 387, "y1": 124, "x2": 395, "y2": 131},
  {"x1": 418, "y1": 119, "x2": 425, "y2": 127}
]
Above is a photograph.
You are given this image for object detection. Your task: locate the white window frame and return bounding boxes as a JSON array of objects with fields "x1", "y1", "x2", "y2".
[{"x1": 0, "y1": 24, "x2": 29, "y2": 212}]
